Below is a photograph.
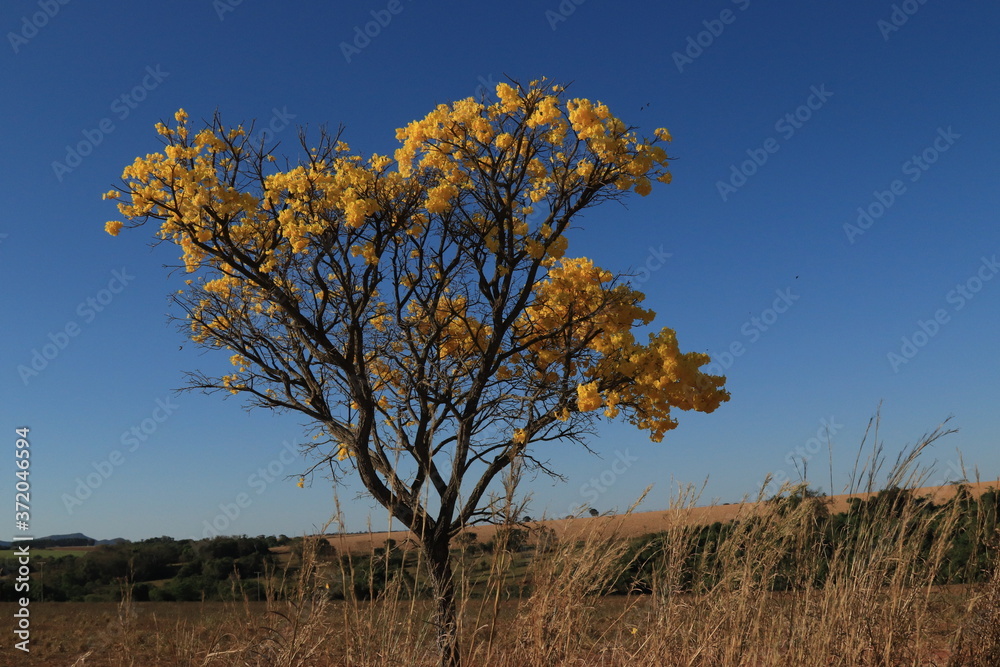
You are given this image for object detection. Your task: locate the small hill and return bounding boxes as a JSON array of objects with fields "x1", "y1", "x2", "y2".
[
  {"x1": 316, "y1": 479, "x2": 1000, "y2": 554},
  {"x1": 0, "y1": 533, "x2": 127, "y2": 548}
]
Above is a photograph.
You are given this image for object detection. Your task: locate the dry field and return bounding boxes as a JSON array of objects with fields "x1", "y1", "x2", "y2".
[
  {"x1": 4, "y1": 476, "x2": 999, "y2": 666},
  {"x1": 6, "y1": 423, "x2": 999, "y2": 667},
  {"x1": 0, "y1": 586, "x2": 980, "y2": 667}
]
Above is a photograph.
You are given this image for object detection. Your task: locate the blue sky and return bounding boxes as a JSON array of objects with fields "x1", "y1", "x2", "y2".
[{"x1": 2, "y1": 0, "x2": 999, "y2": 541}]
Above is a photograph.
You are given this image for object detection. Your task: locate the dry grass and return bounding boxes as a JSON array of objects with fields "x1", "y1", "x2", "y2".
[
  {"x1": 949, "y1": 561, "x2": 1000, "y2": 666},
  {"x1": 8, "y1": 419, "x2": 1000, "y2": 666}
]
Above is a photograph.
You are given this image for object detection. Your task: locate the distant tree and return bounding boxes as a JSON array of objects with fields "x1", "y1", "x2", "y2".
[
  {"x1": 490, "y1": 526, "x2": 528, "y2": 554},
  {"x1": 588, "y1": 507, "x2": 600, "y2": 517},
  {"x1": 291, "y1": 537, "x2": 334, "y2": 562},
  {"x1": 533, "y1": 525, "x2": 558, "y2": 554},
  {"x1": 104, "y1": 79, "x2": 729, "y2": 666},
  {"x1": 454, "y1": 531, "x2": 478, "y2": 548}
]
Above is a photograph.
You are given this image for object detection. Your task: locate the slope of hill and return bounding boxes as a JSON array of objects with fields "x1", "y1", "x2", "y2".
[{"x1": 317, "y1": 480, "x2": 1000, "y2": 553}]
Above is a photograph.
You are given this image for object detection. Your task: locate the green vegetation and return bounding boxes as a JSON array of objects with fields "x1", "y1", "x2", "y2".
[
  {"x1": 0, "y1": 548, "x2": 85, "y2": 560},
  {"x1": 0, "y1": 535, "x2": 281, "y2": 602}
]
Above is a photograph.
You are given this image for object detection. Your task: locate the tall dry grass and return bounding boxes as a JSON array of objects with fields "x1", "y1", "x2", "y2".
[{"x1": 82, "y1": 416, "x2": 998, "y2": 666}]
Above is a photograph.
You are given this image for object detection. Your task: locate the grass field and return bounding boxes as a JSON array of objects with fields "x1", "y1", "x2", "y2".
[
  {"x1": 0, "y1": 585, "x2": 981, "y2": 667},
  {"x1": 3, "y1": 430, "x2": 999, "y2": 666},
  {"x1": 3, "y1": 492, "x2": 998, "y2": 665}
]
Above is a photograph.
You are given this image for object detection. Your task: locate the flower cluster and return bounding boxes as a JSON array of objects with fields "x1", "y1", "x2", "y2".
[{"x1": 103, "y1": 79, "x2": 726, "y2": 454}]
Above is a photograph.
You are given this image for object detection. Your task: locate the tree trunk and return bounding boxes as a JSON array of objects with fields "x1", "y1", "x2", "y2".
[{"x1": 425, "y1": 540, "x2": 461, "y2": 667}]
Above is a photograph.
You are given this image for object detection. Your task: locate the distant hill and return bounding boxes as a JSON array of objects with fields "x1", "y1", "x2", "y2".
[
  {"x1": 315, "y1": 479, "x2": 1000, "y2": 554},
  {"x1": 0, "y1": 533, "x2": 128, "y2": 548}
]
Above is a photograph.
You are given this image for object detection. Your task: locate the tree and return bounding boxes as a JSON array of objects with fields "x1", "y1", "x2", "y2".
[
  {"x1": 533, "y1": 525, "x2": 559, "y2": 554},
  {"x1": 488, "y1": 526, "x2": 529, "y2": 554},
  {"x1": 454, "y1": 531, "x2": 478, "y2": 549},
  {"x1": 103, "y1": 78, "x2": 729, "y2": 666}
]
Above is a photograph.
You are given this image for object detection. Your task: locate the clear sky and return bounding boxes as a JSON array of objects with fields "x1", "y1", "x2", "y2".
[{"x1": 2, "y1": 0, "x2": 999, "y2": 542}]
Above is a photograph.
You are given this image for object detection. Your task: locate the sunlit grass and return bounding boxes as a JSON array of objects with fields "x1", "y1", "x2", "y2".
[{"x1": 6, "y1": 416, "x2": 999, "y2": 666}]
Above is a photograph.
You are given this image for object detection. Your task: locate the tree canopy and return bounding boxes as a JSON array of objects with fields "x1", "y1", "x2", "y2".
[{"x1": 104, "y1": 78, "x2": 729, "y2": 665}]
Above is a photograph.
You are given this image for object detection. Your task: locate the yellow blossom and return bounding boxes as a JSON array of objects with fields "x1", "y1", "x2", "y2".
[
  {"x1": 576, "y1": 382, "x2": 602, "y2": 412},
  {"x1": 494, "y1": 133, "x2": 515, "y2": 150}
]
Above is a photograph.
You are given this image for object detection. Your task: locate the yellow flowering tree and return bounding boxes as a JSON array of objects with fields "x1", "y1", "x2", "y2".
[{"x1": 104, "y1": 79, "x2": 728, "y2": 666}]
